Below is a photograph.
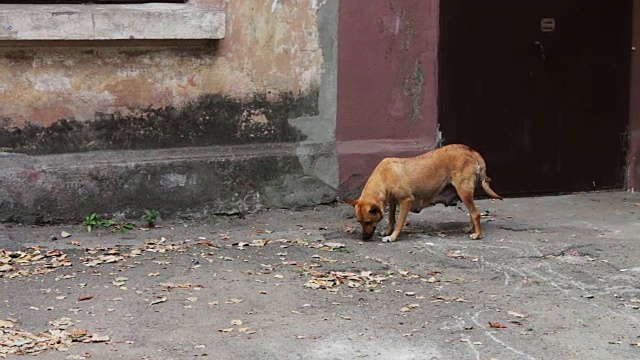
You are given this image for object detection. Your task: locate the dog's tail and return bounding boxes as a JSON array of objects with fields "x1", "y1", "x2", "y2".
[
  {"x1": 473, "y1": 151, "x2": 503, "y2": 200},
  {"x1": 481, "y1": 176, "x2": 503, "y2": 200}
]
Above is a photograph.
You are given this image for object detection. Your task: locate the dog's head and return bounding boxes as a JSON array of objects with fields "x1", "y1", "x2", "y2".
[{"x1": 346, "y1": 199, "x2": 384, "y2": 241}]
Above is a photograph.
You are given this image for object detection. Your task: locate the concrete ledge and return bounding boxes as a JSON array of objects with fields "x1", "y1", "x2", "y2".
[
  {"x1": 0, "y1": 143, "x2": 337, "y2": 224},
  {"x1": 0, "y1": 4, "x2": 225, "y2": 41}
]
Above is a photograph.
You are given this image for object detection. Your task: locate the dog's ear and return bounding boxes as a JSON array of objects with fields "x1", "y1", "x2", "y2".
[
  {"x1": 369, "y1": 205, "x2": 381, "y2": 215},
  {"x1": 345, "y1": 199, "x2": 359, "y2": 207}
]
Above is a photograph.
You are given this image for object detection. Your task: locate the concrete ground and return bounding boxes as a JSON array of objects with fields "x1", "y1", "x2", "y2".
[{"x1": 2, "y1": 191, "x2": 640, "y2": 360}]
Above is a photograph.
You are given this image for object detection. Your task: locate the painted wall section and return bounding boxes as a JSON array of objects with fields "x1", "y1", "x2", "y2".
[
  {"x1": 0, "y1": 0, "x2": 324, "y2": 136},
  {"x1": 336, "y1": 0, "x2": 439, "y2": 198},
  {"x1": 629, "y1": 0, "x2": 640, "y2": 191}
]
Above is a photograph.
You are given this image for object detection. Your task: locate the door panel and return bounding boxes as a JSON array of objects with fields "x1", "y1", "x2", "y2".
[{"x1": 438, "y1": 0, "x2": 632, "y2": 194}]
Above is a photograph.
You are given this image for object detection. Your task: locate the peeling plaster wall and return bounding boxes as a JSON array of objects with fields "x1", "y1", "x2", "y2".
[
  {"x1": 0, "y1": 0, "x2": 326, "y2": 128},
  {"x1": 0, "y1": 0, "x2": 339, "y2": 222}
]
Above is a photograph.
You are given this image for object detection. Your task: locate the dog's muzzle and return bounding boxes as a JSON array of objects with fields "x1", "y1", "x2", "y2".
[{"x1": 362, "y1": 231, "x2": 374, "y2": 241}]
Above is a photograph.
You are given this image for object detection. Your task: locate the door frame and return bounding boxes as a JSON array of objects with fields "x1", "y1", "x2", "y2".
[{"x1": 628, "y1": 0, "x2": 640, "y2": 191}]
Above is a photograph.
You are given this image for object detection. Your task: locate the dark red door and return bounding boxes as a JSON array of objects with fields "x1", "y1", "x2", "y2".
[{"x1": 438, "y1": 0, "x2": 632, "y2": 194}]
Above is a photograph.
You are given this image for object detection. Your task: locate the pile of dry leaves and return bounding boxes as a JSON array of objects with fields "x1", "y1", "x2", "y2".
[
  {"x1": 304, "y1": 270, "x2": 390, "y2": 292},
  {"x1": 0, "y1": 248, "x2": 71, "y2": 278},
  {"x1": 0, "y1": 318, "x2": 109, "y2": 357}
]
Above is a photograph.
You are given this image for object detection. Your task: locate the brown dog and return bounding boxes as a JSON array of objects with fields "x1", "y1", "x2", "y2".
[{"x1": 346, "y1": 144, "x2": 502, "y2": 242}]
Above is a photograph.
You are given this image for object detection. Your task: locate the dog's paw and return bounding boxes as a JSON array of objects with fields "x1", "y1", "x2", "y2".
[
  {"x1": 382, "y1": 236, "x2": 395, "y2": 243},
  {"x1": 380, "y1": 229, "x2": 392, "y2": 236},
  {"x1": 469, "y1": 233, "x2": 482, "y2": 240}
]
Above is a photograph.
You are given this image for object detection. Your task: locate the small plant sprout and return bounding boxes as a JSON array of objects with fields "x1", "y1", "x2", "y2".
[
  {"x1": 83, "y1": 213, "x2": 135, "y2": 233},
  {"x1": 141, "y1": 209, "x2": 160, "y2": 228}
]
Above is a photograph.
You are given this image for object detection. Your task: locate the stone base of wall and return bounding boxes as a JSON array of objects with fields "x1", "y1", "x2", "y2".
[{"x1": 0, "y1": 143, "x2": 337, "y2": 224}]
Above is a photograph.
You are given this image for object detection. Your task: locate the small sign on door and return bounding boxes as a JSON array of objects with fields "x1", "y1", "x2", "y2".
[{"x1": 541, "y1": 18, "x2": 555, "y2": 32}]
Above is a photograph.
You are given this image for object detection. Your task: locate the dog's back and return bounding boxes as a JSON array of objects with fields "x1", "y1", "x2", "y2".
[{"x1": 381, "y1": 144, "x2": 501, "y2": 206}]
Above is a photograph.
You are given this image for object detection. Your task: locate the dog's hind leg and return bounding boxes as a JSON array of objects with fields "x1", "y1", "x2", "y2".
[
  {"x1": 381, "y1": 201, "x2": 396, "y2": 236},
  {"x1": 454, "y1": 184, "x2": 482, "y2": 240},
  {"x1": 382, "y1": 198, "x2": 412, "y2": 242}
]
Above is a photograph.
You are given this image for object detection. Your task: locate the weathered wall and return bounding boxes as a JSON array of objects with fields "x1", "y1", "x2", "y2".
[
  {"x1": 0, "y1": 0, "x2": 325, "y2": 151},
  {"x1": 629, "y1": 0, "x2": 640, "y2": 191},
  {"x1": 0, "y1": 0, "x2": 338, "y2": 223},
  {"x1": 336, "y1": 0, "x2": 440, "y2": 198}
]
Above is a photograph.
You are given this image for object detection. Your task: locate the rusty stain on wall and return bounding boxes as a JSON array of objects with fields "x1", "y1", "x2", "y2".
[
  {"x1": 403, "y1": 58, "x2": 424, "y2": 122},
  {"x1": 0, "y1": 0, "x2": 325, "y2": 144}
]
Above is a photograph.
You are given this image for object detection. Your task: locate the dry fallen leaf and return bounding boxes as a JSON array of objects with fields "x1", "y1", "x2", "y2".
[
  {"x1": 230, "y1": 320, "x2": 243, "y2": 326},
  {"x1": 226, "y1": 298, "x2": 244, "y2": 304},
  {"x1": 322, "y1": 242, "x2": 346, "y2": 250},
  {"x1": 77, "y1": 295, "x2": 94, "y2": 301},
  {"x1": 89, "y1": 334, "x2": 110, "y2": 343},
  {"x1": 61, "y1": 231, "x2": 71, "y2": 238},
  {"x1": 0, "y1": 320, "x2": 14, "y2": 328},
  {"x1": 218, "y1": 328, "x2": 234, "y2": 333},
  {"x1": 160, "y1": 282, "x2": 203, "y2": 290},
  {"x1": 489, "y1": 321, "x2": 507, "y2": 329},
  {"x1": 0, "y1": 264, "x2": 12, "y2": 272},
  {"x1": 507, "y1": 311, "x2": 526, "y2": 318},
  {"x1": 150, "y1": 296, "x2": 167, "y2": 305},
  {"x1": 445, "y1": 249, "x2": 468, "y2": 259},
  {"x1": 250, "y1": 239, "x2": 270, "y2": 247},
  {"x1": 197, "y1": 241, "x2": 217, "y2": 247},
  {"x1": 50, "y1": 317, "x2": 74, "y2": 330},
  {"x1": 69, "y1": 329, "x2": 88, "y2": 337},
  {"x1": 400, "y1": 304, "x2": 420, "y2": 312}
]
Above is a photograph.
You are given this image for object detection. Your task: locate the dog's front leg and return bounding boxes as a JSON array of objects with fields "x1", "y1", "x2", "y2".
[
  {"x1": 382, "y1": 199, "x2": 412, "y2": 242},
  {"x1": 381, "y1": 202, "x2": 396, "y2": 236}
]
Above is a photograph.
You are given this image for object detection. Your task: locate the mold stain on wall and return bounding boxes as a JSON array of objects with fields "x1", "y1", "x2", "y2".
[
  {"x1": 403, "y1": 58, "x2": 424, "y2": 122},
  {"x1": 0, "y1": 90, "x2": 318, "y2": 154}
]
